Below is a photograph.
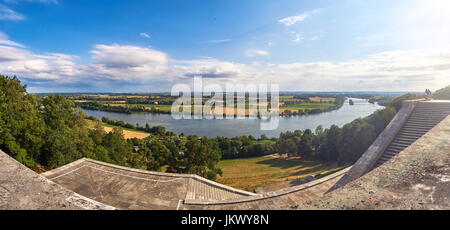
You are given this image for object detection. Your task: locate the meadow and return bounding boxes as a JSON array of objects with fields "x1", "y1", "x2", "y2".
[{"x1": 216, "y1": 155, "x2": 346, "y2": 192}]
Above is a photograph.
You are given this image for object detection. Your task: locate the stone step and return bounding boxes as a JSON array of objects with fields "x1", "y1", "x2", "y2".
[
  {"x1": 387, "y1": 145, "x2": 407, "y2": 152},
  {"x1": 379, "y1": 155, "x2": 393, "y2": 162},
  {"x1": 373, "y1": 102, "x2": 450, "y2": 170},
  {"x1": 401, "y1": 128, "x2": 431, "y2": 133},
  {"x1": 398, "y1": 132, "x2": 427, "y2": 138},
  {"x1": 389, "y1": 142, "x2": 410, "y2": 149},
  {"x1": 405, "y1": 121, "x2": 439, "y2": 126},
  {"x1": 392, "y1": 138, "x2": 416, "y2": 146},
  {"x1": 408, "y1": 113, "x2": 448, "y2": 117},
  {"x1": 399, "y1": 128, "x2": 428, "y2": 134},
  {"x1": 383, "y1": 149, "x2": 400, "y2": 156},
  {"x1": 407, "y1": 117, "x2": 446, "y2": 121}
]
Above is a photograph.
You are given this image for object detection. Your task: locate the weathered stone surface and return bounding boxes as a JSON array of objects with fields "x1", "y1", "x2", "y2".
[
  {"x1": 42, "y1": 158, "x2": 254, "y2": 210},
  {"x1": 179, "y1": 167, "x2": 349, "y2": 210},
  {"x1": 298, "y1": 115, "x2": 450, "y2": 210},
  {"x1": 0, "y1": 150, "x2": 114, "y2": 210}
]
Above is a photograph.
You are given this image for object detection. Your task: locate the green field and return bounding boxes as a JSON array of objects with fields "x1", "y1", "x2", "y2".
[
  {"x1": 217, "y1": 155, "x2": 344, "y2": 191},
  {"x1": 70, "y1": 94, "x2": 340, "y2": 115},
  {"x1": 126, "y1": 104, "x2": 173, "y2": 112},
  {"x1": 282, "y1": 103, "x2": 335, "y2": 111}
]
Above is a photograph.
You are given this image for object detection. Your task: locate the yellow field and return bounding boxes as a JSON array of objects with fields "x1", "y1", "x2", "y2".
[
  {"x1": 85, "y1": 119, "x2": 150, "y2": 139},
  {"x1": 101, "y1": 126, "x2": 150, "y2": 139},
  {"x1": 309, "y1": 97, "x2": 335, "y2": 102},
  {"x1": 217, "y1": 155, "x2": 344, "y2": 192}
]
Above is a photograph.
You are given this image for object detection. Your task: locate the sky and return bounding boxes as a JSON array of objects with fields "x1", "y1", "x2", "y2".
[{"x1": 0, "y1": 0, "x2": 450, "y2": 93}]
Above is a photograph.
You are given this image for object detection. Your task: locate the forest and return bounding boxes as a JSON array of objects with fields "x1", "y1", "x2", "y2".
[{"x1": 1, "y1": 74, "x2": 431, "y2": 181}]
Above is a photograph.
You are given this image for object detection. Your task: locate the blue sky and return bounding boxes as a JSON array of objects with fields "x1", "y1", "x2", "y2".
[{"x1": 1, "y1": 0, "x2": 450, "y2": 92}]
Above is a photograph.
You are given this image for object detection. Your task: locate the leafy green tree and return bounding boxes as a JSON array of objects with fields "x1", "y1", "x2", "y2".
[
  {"x1": 322, "y1": 125, "x2": 341, "y2": 161},
  {"x1": 149, "y1": 140, "x2": 171, "y2": 168},
  {"x1": 102, "y1": 127, "x2": 132, "y2": 166},
  {"x1": 298, "y1": 129, "x2": 313, "y2": 158},
  {"x1": 183, "y1": 136, "x2": 222, "y2": 180},
  {"x1": 0, "y1": 75, "x2": 45, "y2": 168}
]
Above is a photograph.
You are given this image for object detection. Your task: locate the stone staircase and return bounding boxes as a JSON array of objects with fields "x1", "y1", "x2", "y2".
[
  {"x1": 185, "y1": 178, "x2": 251, "y2": 201},
  {"x1": 373, "y1": 102, "x2": 450, "y2": 169}
]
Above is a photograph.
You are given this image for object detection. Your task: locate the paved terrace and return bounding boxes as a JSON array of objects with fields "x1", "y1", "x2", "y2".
[
  {"x1": 42, "y1": 158, "x2": 256, "y2": 210},
  {"x1": 41, "y1": 154, "x2": 350, "y2": 210}
]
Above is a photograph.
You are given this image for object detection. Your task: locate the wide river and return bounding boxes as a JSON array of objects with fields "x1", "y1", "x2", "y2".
[{"x1": 85, "y1": 98, "x2": 384, "y2": 138}]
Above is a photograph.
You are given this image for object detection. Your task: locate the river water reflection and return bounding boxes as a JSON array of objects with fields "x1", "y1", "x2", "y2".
[{"x1": 85, "y1": 98, "x2": 384, "y2": 138}]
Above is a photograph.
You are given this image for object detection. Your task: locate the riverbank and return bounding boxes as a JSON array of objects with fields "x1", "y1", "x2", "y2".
[
  {"x1": 71, "y1": 94, "x2": 346, "y2": 117},
  {"x1": 84, "y1": 98, "x2": 384, "y2": 138}
]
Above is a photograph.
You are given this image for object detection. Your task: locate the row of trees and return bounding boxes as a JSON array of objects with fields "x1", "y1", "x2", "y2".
[
  {"x1": 76, "y1": 101, "x2": 170, "y2": 114},
  {"x1": 277, "y1": 106, "x2": 396, "y2": 165}
]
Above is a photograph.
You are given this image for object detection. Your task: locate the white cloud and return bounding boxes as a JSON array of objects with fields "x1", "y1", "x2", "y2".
[
  {"x1": 276, "y1": 48, "x2": 450, "y2": 91},
  {"x1": 206, "y1": 39, "x2": 232, "y2": 44},
  {"x1": 0, "y1": 45, "x2": 81, "y2": 80},
  {"x1": 0, "y1": 31, "x2": 25, "y2": 47},
  {"x1": 245, "y1": 49, "x2": 269, "y2": 57},
  {"x1": 174, "y1": 58, "x2": 251, "y2": 81},
  {"x1": 0, "y1": 4, "x2": 25, "y2": 20},
  {"x1": 139, "y1": 33, "x2": 150, "y2": 39},
  {"x1": 292, "y1": 34, "x2": 304, "y2": 43},
  {"x1": 279, "y1": 13, "x2": 308, "y2": 26},
  {"x1": 1, "y1": 31, "x2": 449, "y2": 92},
  {"x1": 279, "y1": 10, "x2": 320, "y2": 26},
  {"x1": 88, "y1": 44, "x2": 168, "y2": 80},
  {"x1": 310, "y1": 35, "x2": 320, "y2": 41}
]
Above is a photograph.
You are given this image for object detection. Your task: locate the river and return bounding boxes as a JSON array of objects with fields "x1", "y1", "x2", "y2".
[{"x1": 85, "y1": 98, "x2": 384, "y2": 138}]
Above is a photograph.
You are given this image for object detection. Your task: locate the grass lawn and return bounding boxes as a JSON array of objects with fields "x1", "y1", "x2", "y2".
[{"x1": 217, "y1": 155, "x2": 344, "y2": 192}]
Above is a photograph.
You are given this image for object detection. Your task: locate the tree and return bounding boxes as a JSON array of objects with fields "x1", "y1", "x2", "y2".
[
  {"x1": 322, "y1": 125, "x2": 341, "y2": 161},
  {"x1": 149, "y1": 140, "x2": 171, "y2": 168},
  {"x1": 102, "y1": 127, "x2": 132, "y2": 166},
  {"x1": 183, "y1": 136, "x2": 222, "y2": 181},
  {"x1": 41, "y1": 95, "x2": 94, "y2": 168},
  {"x1": 165, "y1": 140, "x2": 184, "y2": 173},
  {"x1": 0, "y1": 75, "x2": 45, "y2": 168},
  {"x1": 298, "y1": 129, "x2": 313, "y2": 158}
]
